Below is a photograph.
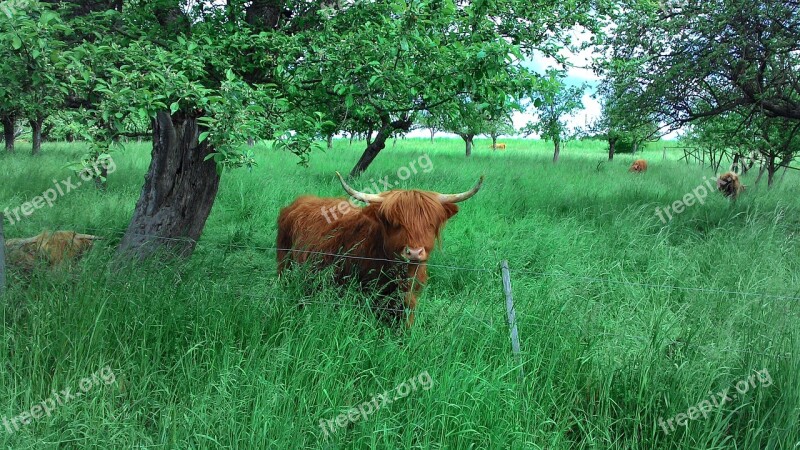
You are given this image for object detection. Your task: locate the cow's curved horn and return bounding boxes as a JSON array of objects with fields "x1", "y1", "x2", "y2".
[
  {"x1": 336, "y1": 172, "x2": 384, "y2": 203},
  {"x1": 439, "y1": 176, "x2": 484, "y2": 203}
]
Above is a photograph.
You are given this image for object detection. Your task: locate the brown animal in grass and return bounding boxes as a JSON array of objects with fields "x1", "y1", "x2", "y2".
[
  {"x1": 490, "y1": 143, "x2": 506, "y2": 150},
  {"x1": 277, "y1": 172, "x2": 483, "y2": 327},
  {"x1": 4, "y1": 230, "x2": 101, "y2": 270},
  {"x1": 717, "y1": 171, "x2": 745, "y2": 199},
  {"x1": 629, "y1": 159, "x2": 648, "y2": 172}
]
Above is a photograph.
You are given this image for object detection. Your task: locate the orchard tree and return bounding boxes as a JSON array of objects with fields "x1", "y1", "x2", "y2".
[
  {"x1": 417, "y1": 111, "x2": 441, "y2": 143},
  {"x1": 440, "y1": 98, "x2": 488, "y2": 157},
  {"x1": 0, "y1": 2, "x2": 69, "y2": 155},
  {"x1": 55, "y1": 0, "x2": 307, "y2": 260},
  {"x1": 592, "y1": 80, "x2": 660, "y2": 161},
  {"x1": 523, "y1": 70, "x2": 585, "y2": 162},
  {"x1": 485, "y1": 112, "x2": 515, "y2": 150}
]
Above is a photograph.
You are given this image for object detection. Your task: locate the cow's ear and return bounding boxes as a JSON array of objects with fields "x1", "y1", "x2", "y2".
[{"x1": 443, "y1": 203, "x2": 459, "y2": 219}]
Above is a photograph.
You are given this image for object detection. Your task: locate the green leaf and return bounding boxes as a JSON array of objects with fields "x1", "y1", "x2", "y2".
[
  {"x1": 12, "y1": 36, "x2": 22, "y2": 50},
  {"x1": 198, "y1": 131, "x2": 210, "y2": 143},
  {"x1": 170, "y1": 102, "x2": 179, "y2": 114}
]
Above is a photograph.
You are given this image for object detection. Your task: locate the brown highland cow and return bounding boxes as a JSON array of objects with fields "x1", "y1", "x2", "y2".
[
  {"x1": 717, "y1": 171, "x2": 745, "y2": 199},
  {"x1": 629, "y1": 159, "x2": 648, "y2": 172},
  {"x1": 277, "y1": 172, "x2": 483, "y2": 327}
]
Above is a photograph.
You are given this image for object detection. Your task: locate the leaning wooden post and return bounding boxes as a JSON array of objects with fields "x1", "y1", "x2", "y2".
[
  {"x1": 0, "y1": 212, "x2": 6, "y2": 297},
  {"x1": 501, "y1": 260, "x2": 523, "y2": 381}
]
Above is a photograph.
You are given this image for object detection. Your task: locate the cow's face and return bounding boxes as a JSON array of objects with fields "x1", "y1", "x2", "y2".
[
  {"x1": 717, "y1": 172, "x2": 738, "y2": 190},
  {"x1": 368, "y1": 191, "x2": 459, "y2": 262},
  {"x1": 336, "y1": 172, "x2": 483, "y2": 263}
]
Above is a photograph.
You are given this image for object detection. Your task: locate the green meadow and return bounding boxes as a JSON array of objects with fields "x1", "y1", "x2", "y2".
[{"x1": 1, "y1": 138, "x2": 798, "y2": 448}]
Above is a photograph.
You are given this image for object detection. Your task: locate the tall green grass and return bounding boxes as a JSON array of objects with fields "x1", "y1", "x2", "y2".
[{"x1": 0, "y1": 138, "x2": 798, "y2": 448}]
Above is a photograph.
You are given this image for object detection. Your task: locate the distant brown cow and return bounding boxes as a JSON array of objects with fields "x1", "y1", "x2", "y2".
[
  {"x1": 5, "y1": 230, "x2": 101, "y2": 270},
  {"x1": 629, "y1": 159, "x2": 648, "y2": 172},
  {"x1": 490, "y1": 143, "x2": 506, "y2": 150},
  {"x1": 277, "y1": 172, "x2": 483, "y2": 327},
  {"x1": 717, "y1": 171, "x2": 744, "y2": 199}
]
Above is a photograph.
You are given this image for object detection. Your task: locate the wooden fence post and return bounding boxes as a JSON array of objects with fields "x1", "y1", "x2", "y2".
[
  {"x1": 501, "y1": 260, "x2": 523, "y2": 380},
  {"x1": 0, "y1": 213, "x2": 6, "y2": 297}
]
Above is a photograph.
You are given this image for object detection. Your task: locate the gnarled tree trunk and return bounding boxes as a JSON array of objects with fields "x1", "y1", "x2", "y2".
[
  {"x1": 491, "y1": 133, "x2": 498, "y2": 150},
  {"x1": 553, "y1": 140, "x2": 561, "y2": 163},
  {"x1": 30, "y1": 117, "x2": 44, "y2": 156},
  {"x1": 117, "y1": 111, "x2": 221, "y2": 260},
  {"x1": 350, "y1": 115, "x2": 412, "y2": 176},
  {"x1": 2, "y1": 115, "x2": 15, "y2": 154}
]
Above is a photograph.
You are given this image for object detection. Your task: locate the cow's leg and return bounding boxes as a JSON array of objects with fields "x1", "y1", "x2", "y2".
[
  {"x1": 404, "y1": 291, "x2": 418, "y2": 328},
  {"x1": 403, "y1": 264, "x2": 427, "y2": 328}
]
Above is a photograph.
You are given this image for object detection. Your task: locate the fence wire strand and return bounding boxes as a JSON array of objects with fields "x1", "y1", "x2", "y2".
[
  {"x1": 73, "y1": 228, "x2": 800, "y2": 303},
  {"x1": 8, "y1": 227, "x2": 800, "y2": 303}
]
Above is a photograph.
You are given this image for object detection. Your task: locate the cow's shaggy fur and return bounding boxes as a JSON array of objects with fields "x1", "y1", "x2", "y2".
[
  {"x1": 717, "y1": 171, "x2": 744, "y2": 199},
  {"x1": 5, "y1": 230, "x2": 100, "y2": 270},
  {"x1": 277, "y1": 187, "x2": 468, "y2": 327},
  {"x1": 629, "y1": 159, "x2": 648, "y2": 172}
]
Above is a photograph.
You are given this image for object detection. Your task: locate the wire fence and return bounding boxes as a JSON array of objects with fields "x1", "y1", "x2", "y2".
[{"x1": 6, "y1": 226, "x2": 800, "y2": 304}]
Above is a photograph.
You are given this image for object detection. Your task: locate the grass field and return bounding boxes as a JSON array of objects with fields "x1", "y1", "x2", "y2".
[{"x1": 1, "y1": 137, "x2": 799, "y2": 449}]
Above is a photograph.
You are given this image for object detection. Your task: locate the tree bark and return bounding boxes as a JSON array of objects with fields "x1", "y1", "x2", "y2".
[
  {"x1": 429, "y1": 129, "x2": 435, "y2": 143},
  {"x1": 30, "y1": 117, "x2": 44, "y2": 156},
  {"x1": 608, "y1": 137, "x2": 616, "y2": 161},
  {"x1": 2, "y1": 115, "x2": 14, "y2": 153},
  {"x1": 247, "y1": 136, "x2": 255, "y2": 147},
  {"x1": 350, "y1": 116, "x2": 412, "y2": 176},
  {"x1": 366, "y1": 127, "x2": 374, "y2": 146},
  {"x1": 460, "y1": 133, "x2": 475, "y2": 157},
  {"x1": 116, "y1": 111, "x2": 221, "y2": 260},
  {"x1": 553, "y1": 140, "x2": 561, "y2": 163},
  {"x1": 326, "y1": 134, "x2": 333, "y2": 149},
  {"x1": 491, "y1": 133, "x2": 497, "y2": 150}
]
